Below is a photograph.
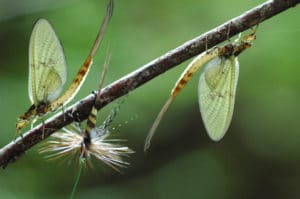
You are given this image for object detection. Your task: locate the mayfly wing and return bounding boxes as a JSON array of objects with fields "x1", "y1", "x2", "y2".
[
  {"x1": 198, "y1": 56, "x2": 239, "y2": 141},
  {"x1": 16, "y1": 19, "x2": 67, "y2": 132},
  {"x1": 198, "y1": 29, "x2": 255, "y2": 141},
  {"x1": 29, "y1": 19, "x2": 67, "y2": 105},
  {"x1": 144, "y1": 48, "x2": 219, "y2": 151},
  {"x1": 49, "y1": 0, "x2": 114, "y2": 111}
]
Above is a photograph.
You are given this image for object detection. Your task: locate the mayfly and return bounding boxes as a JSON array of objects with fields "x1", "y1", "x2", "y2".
[
  {"x1": 16, "y1": 0, "x2": 114, "y2": 133},
  {"x1": 39, "y1": 53, "x2": 133, "y2": 171},
  {"x1": 144, "y1": 29, "x2": 256, "y2": 150}
]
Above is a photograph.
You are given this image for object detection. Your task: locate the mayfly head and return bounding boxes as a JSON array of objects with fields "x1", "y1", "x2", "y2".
[
  {"x1": 16, "y1": 106, "x2": 34, "y2": 132},
  {"x1": 16, "y1": 102, "x2": 51, "y2": 132},
  {"x1": 16, "y1": 119, "x2": 30, "y2": 133}
]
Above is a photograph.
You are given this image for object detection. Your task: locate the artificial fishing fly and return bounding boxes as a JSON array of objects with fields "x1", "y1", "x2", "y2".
[
  {"x1": 40, "y1": 50, "x2": 133, "y2": 198},
  {"x1": 39, "y1": 52, "x2": 133, "y2": 171}
]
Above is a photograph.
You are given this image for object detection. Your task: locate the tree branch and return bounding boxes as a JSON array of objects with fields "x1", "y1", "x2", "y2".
[{"x1": 1, "y1": 0, "x2": 299, "y2": 168}]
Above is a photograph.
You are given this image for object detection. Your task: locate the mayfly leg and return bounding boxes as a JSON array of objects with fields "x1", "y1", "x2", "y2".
[{"x1": 41, "y1": 119, "x2": 46, "y2": 139}]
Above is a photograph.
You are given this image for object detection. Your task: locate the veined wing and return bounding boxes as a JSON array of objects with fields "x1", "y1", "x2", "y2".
[
  {"x1": 198, "y1": 56, "x2": 239, "y2": 141},
  {"x1": 29, "y1": 19, "x2": 67, "y2": 105}
]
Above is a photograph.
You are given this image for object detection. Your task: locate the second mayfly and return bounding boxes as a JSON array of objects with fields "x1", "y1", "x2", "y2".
[
  {"x1": 16, "y1": 0, "x2": 114, "y2": 132},
  {"x1": 145, "y1": 29, "x2": 256, "y2": 150}
]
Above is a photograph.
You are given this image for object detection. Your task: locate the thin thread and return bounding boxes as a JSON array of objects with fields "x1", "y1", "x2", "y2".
[{"x1": 70, "y1": 158, "x2": 85, "y2": 199}]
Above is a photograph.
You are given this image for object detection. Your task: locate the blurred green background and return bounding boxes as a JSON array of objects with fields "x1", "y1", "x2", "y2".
[{"x1": 1, "y1": 0, "x2": 300, "y2": 198}]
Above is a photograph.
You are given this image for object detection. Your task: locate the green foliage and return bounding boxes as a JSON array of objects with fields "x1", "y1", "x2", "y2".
[{"x1": 1, "y1": 0, "x2": 300, "y2": 198}]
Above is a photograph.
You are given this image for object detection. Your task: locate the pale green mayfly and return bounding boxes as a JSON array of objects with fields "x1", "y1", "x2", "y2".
[
  {"x1": 144, "y1": 30, "x2": 256, "y2": 150},
  {"x1": 16, "y1": 0, "x2": 113, "y2": 132}
]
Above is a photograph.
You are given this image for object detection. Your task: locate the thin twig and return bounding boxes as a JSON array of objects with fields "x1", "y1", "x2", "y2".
[{"x1": 0, "y1": 0, "x2": 299, "y2": 168}]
